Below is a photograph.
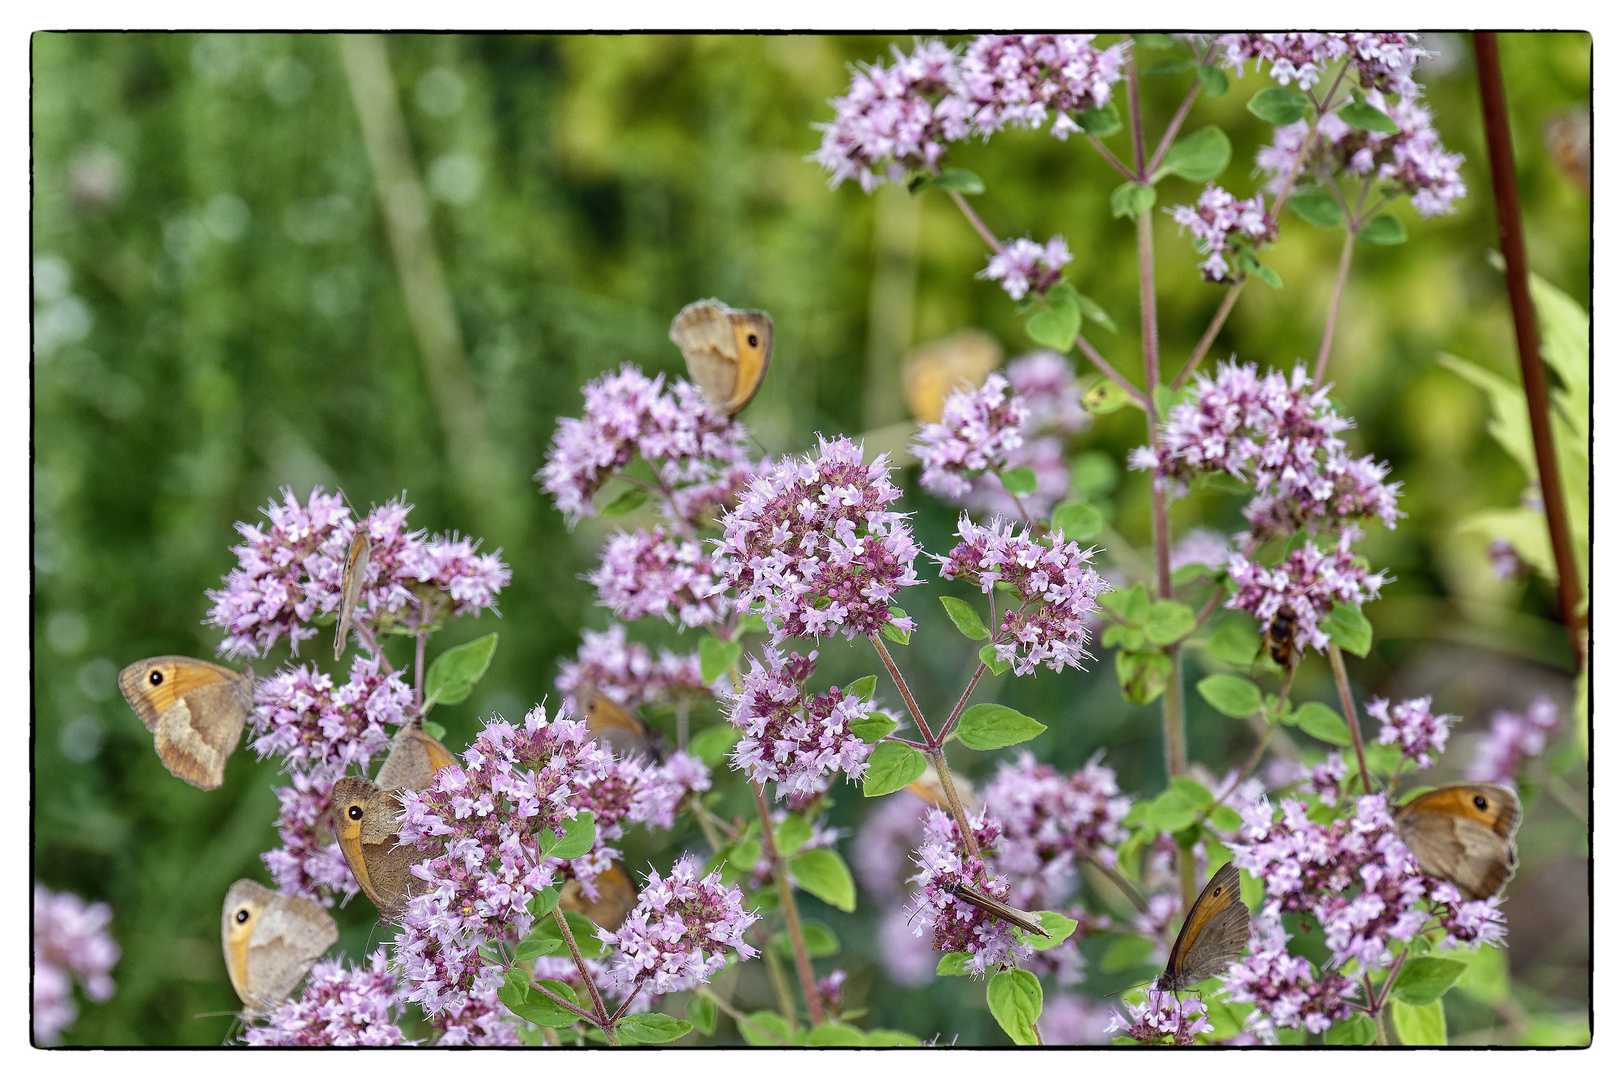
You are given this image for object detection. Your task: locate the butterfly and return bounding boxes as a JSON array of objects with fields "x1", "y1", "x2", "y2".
[
  {"x1": 584, "y1": 691, "x2": 660, "y2": 759},
  {"x1": 1155, "y1": 861, "x2": 1250, "y2": 993},
  {"x1": 669, "y1": 298, "x2": 772, "y2": 417},
  {"x1": 221, "y1": 879, "x2": 337, "y2": 1016},
  {"x1": 901, "y1": 330, "x2": 1002, "y2": 423},
  {"x1": 119, "y1": 656, "x2": 254, "y2": 789},
  {"x1": 559, "y1": 862, "x2": 640, "y2": 932},
  {"x1": 334, "y1": 524, "x2": 371, "y2": 662},
  {"x1": 1392, "y1": 782, "x2": 1521, "y2": 901}
]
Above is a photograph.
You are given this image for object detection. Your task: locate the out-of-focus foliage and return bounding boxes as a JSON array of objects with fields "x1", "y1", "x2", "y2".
[{"x1": 33, "y1": 33, "x2": 1588, "y2": 1045}]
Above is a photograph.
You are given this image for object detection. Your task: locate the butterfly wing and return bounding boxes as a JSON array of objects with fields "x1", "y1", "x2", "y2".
[
  {"x1": 331, "y1": 777, "x2": 439, "y2": 921},
  {"x1": 1395, "y1": 784, "x2": 1521, "y2": 901},
  {"x1": 585, "y1": 692, "x2": 653, "y2": 758},
  {"x1": 722, "y1": 309, "x2": 772, "y2": 415},
  {"x1": 119, "y1": 657, "x2": 251, "y2": 789},
  {"x1": 671, "y1": 299, "x2": 742, "y2": 410},
  {"x1": 222, "y1": 880, "x2": 336, "y2": 1015},
  {"x1": 560, "y1": 862, "x2": 640, "y2": 932},
  {"x1": 373, "y1": 722, "x2": 457, "y2": 792},
  {"x1": 1159, "y1": 861, "x2": 1249, "y2": 991},
  {"x1": 335, "y1": 529, "x2": 371, "y2": 662}
]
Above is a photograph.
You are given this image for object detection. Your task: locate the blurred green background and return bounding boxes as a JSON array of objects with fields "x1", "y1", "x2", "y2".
[{"x1": 33, "y1": 33, "x2": 1589, "y2": 1046}]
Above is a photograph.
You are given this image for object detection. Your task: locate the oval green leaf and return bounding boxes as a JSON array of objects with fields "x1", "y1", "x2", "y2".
[
  {"x1": 424, "y1": 632, "x2": 498, "y2": 708},
  {"x1": 956, "y1": 702, "x2": 1047, "y2": 750},
  {"x1": 862, "y1": 741, "x2": 927, "y2": 797},
  {"x1": 787, "y1": 848, "x2": 856, "y2": 912},
  {"x1": 1247, "y1": 85, "x2": 1310, "y2": 125},
  {"x1": 987, "y1": 968, "x2": 1043, "y2": 1046},
  {"x1": 1294, "y1": 701, "x2": 1353, "y2": 746},
  {"x1": 1197, "y1": 674, "x2": 1263, "y2": 718},
  {"x1": 1391, "y1": 956, "x2": 1468, "y2": 1006}
]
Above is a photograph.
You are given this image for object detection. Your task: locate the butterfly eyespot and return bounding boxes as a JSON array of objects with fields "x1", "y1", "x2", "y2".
[
  {"x1": 348, "y1": 805, "x2": 364, "y2": 820},
  {"x1": 747, "y1": 333, "x2": 759, "y2": 347},
  {"x1": 149, "y1": 670, "x2": 164, "y2": 686},
  {"x1": 235, "y1": 908, "x2": 250, "y2": 923},
  {"x1": 1473, "y1": 795, "x2": 1488, "y2": 810}
]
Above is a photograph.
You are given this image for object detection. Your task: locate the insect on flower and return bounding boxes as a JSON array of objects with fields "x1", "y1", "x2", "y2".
[{"x1": 943, "y1": 880, "x2": 1050, "y2": 938}]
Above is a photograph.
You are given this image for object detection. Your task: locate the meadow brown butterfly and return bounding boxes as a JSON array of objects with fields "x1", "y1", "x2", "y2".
[
  {"x1": 372, "y1": 720, "x2": 458, "y2": 793},
  {"x1": 941, "y1": 880, "x2": 1049, "y2": 938},
  {"x1": 669, "y1": 298, "x2": 772, "y2": 418},
  {"x1": 119, "y1": 656, "x2": 254, "y2": 790},
  {"x1": 221, "y1": 879, "x2": 337, "y2": 1016},
  {"x1": 1155, "y1": 861, "x2": 1250, "y2": 992},
  {"x1": 901, "y1": 330, "x2": 1002, "y2": 423},
  {"x1": 584, "y1": 691, "x2": 659, "y2": 759},
  {"x1": 559, "y1": 862, "x2": 640, "y2": 932},
  {"x1": 334, "y1": 526, "x2": 371, "y2": 662},
  {"x1": 1392, "y1": 782, "x2": 1521, "y2": 901}
]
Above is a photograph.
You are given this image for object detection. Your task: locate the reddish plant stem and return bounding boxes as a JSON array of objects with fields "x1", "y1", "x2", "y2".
[
  {"x1": 552, "y1": 909, "x2": 618, "y2": 1044},
  {"x1": 1313, "y1": 231, "x2": 1357, "y2": 385},
  {"x1": 1175, "y1": 282, "x2": 1243, "y2": 389},
  {"x1": 938, "y1": 662, "x2": 987, "y2": 743},
  {"x1": 1147, "y1": 75, "x2": 1204, "y2": 175},
  {"x1": 1472, "y1": 32, "x2": 1588, "y2": 669},
  {"x1": 927, "y1": 747, "x2": 982, "y2": 861},
  {"x1": 752, "y1": 782, "x2": 825, "y2": 1026},
  {"x1": 869, "y1": 634, "x2": 934, "y2": 743},
  {"x1": 1328, "y1": 644, "x2": 1374, "y2": 794}
]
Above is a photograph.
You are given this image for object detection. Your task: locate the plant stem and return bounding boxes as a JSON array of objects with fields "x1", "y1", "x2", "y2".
[
  {"x1": 1174, "y1": 281, "x2": 1243, "y2": 389},
  {"x1": 760, "y1": 935, "x2": 798, "y2": 1026},
  {"x1": 938, "y1": 663, "x2": 987, "y2": 742},
  {"x1": 413, "y1": 629, "x2": 426, "y2": 709},
  {"x1": 695, "y1": 985, "x2": 789, "y2": 1045},
  {"x1": 529, "y1": 981, "x2": 605, "y2": 1027},
  {"x1": 752, "y1": 782, "x2": 825, "y2": 1026},
  {"x1": 1472, "y1": 32, "x2": 1588, "y2": 669},
  {"x1": 926, "y1": 747, "x2": 981, "y2": 860},
  {"x1": 551, "y1": 909, "x2": 618, "y2": 1044},
  {"x1": 1313, "y1": 231, "x2": 1356, "y2": 386},
  {"x1": 1087, "y1": 855, "x2": 1150, "y2": 914},
  {"x1": 1327, "y1": 644, "x2": 1373, "y2": 794},
  {"x1": 869, "y1": 633, "x2": 934, "y2": 742}
]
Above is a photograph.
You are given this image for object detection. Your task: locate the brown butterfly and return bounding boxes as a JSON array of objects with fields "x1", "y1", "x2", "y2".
[
  {"x1": 1155, "y1": 861, "x2": 1250, "y2": 992},
  {"x1": 334, "y1": 525, "x2": 371, "y2": 662},
  {"x1": 669, "y1": 298, "x2": 773, "y2": 418},
  {"x1": 584, "y1": 692, "x2": 659, "y2": 759},
  {"x1": 942, "y1": 879, "x2": 1049, "y2": 938},
  {"x1": 373, "y1": 721, "x2": 458, "y2": 793},
  {"x1": 1393, "y1": 782, "x2": 1521, "y2": 901},
  {"x1": 119, "y1": 656, "x2": 254, "y2": 789},
  {"x1": 221, "y1": 880, "x2": 337, "y2": 1016},
  {"x1": 560, "y1": 862, "x2": 640, "y2": 932},
  {"x1": 902, "y1": 330, "x2": 1002, "y2": 423}
]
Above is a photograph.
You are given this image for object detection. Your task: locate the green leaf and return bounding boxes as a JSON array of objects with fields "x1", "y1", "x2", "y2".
[
  {"x1": 851, "y1": 712, "x2": 898, "y2": 743},
  {"x1": 1325, "y1": 1015, "x2": 1377, "y2": 1045},
  {"x1": 1392, "y1": 956, "x2": 1468, "y2": 1006},
  {"x1": 1207, "y1": 622, "x2": 1262, "y2": 666},
  {"x1": 1288, "y1": 192, "x2": 1345, "y2": 228},
  {"x1": 525, "y1": 909, "x2": 609, "y2": 960},
  {"x1": 526, "y1": 885, "x2": 562, "y2": 921},
  {"x1": 502, "y1": 975, "x2": 583, "y2": 1028},
  {"x1": 1251, "y1": 263, "x2": 1283, "y2": 289},
  {"x1": 735, "y1": 612, "x2": 770, "y2": 636},
  {"x1": 772, "y1": 919, "x2": 840, "y2": 960},
  {"x1": 1072, "y1": 291, "x2": 1118, "y2": 333},
  {"x1": 986, "y1": 969, "x2": 1043, "y2": 1046},
  {"x1": 1144, "y1": 600, "x2": 1196, "y2": 646},
  {"x1": 804, "y1": 1022, "x2": 867, "y2": 1046},
  {"x1": 1099, "y1": 932, "x2": 1157, "y2": 972},
  {"x1": 1052, "y1": 501, "x2": 1104, "y2": 543},
  {"x1": 699, "y1": 635, "x2": 742, "y2": 684},
  {"x1": 688, "y1": 723, "x2": 740, "y2": 768},
  {"x1": 1196, "y1": 63, "x2": 1229, "y2": 97},
  {"x1": 1442, "y1": 943, "x2": 1509, "y2": 1005},
  {"x1": 846, "y1": 674, "x2": 877, "y2": 702},
  {"x1": 1142, "y1": 785, "x2": 1200, "y2": 832},
  {"x1": 936, "y1": 951, "x2": 973, "y2": 976},
  {"x1": 1117, "y1": 649, "x2": 1172, "y2": 706},
  {"x1": 775, "y1": 814, "x2": 812, "y2": 854},
  {"x1": 421, "y1": 719, "x2": 447, "y2": 740},
  {"x1": 1209, "y1": 804, "x2": 1243, "y2": 832},
  {"x1": 1197, "y1": 674, "x2": 1263, "y2": 718},
  {"x1": 1134, "y1": 33, "x2": 1174, "y2": 48},
  {"x1": 1391, "y1": 998, "x2": 1447, "y2": 1045},
  {"x1": 540, "y1": 811, "x2": 596, "y2": 860},
  {"x1": 1073, "y1": 101, "x2": 1122, "y2": 136},
  {"x1": 1101, "y1": 582, "x2": 1150, "y2": 623},
  {"x1": 423, "y1": 632, "x2": 498, "y2": 708},
  {"x1": 727, "y1": 838, "x2": 760, "y2": 874},
  {"x1": 1338, "y1": 99, "x2": 1400, "y2": 134},
  {"x1": 862, "y1": 741, "x2": 927, "y2": 797},
  {"x1": 956, "y1": 702, "x2": 1047, "y2": 750},
  {"x1": 1020, "y1": 911, "x2": 1079, "y2": 951},
  {"x1": 1143, "y1": 57, "x2": 1193, "y2": 77},
  {"x1": 1000, "y1": 466, "x2": 1039, "y2": 498},
  {"x1": 1294, "y1": 701, "x2": 1352, "y2": 746},
  {"x1": 687, "y1": 994, "x2": 717, "y2": 1036},
  {"x1": 1110, "y1": 181, "x2": 1157, "y2": 219},
  {"x1": 741, "y1": 1011, "x2": 792, "y2": 1046},
  {"x1": 1158, "y1": 125, "x2": 1231, "y2": 182},
  {"x1": 880, "y1": 610, "x2": 912, "y2": 644},
  {"x1": 863, "y1": 1029, "x2": 920, "y2": 1047},
  {"x1": 1102, "y1": 625, "x2": 1145, "y2": 652},
  {"x1": 1025, "y1": 290, "x2": 1082, "y2": 353},
  {"x1": 978, "y1": 642, "x2": 1012, "y2": 676},
  {"x1": 1247, "y1": 85, "x2": 1310, "y2": 125},
  {"x1": 598, "y1": 485, "x2": 649, "y2": 517},
  {"x1": 1152, "y1": 383, "x2": 1180, "y2": 420},
  {"x1": 939, "y1": 595, "x2": 991, "y2": 640},
  {"x1": 616, "y1": 1012, "x2": 693, "y2": 1044},
  {"x1": 1327, "y1": 601, "x2": 1373, "y2": 656},
  {"x1": 1357, "y1": 214, "x2": 1408, "y2": 245},
  {"x1": 787, "y1": 848, "x2": 857, "y2": 912},
  {"x1": 932, "y1": 167, "x2": 985, "y2": 194}
]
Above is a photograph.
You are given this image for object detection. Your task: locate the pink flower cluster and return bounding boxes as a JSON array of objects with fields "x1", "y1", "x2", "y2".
[
  {"x1": 33, "y1": 885, "x2": 119, "y2": 1045},
  {"x1": 243, "y1": 949, "x2": 414, "y2": 1046},
  {"x1": 1225, "y1": 532, "x2": 1387, "y2": 656},
  {"x1": 589, "y1": 526, "x2": 727, "y2": 628},
  {"x1": 980, "y1": 750, "x2": 1131, "y2": 909},
  {"x1": 1369, "y1": 695, "x2": 1455, "y2": 771},
  {"x1": 538, "y1": 365, "x2": 752, "y2": 523},
  {"x1": 912, "y1": 372, "x2": 1030, "y2": 499},
  {"x1": 1216, "y1": 33, "x2": 1430, "y2": 97},
  {"x1": 1296, "y1": 750, "x2": 1348, "y2": 805},
  {"x1": 1222, "y1": 910, "x2": 1357, "y2": 1038},
  {"x1": 1468, "y1": 695, "x2": 1561, "y2": 785},
  {"x1": 1106, "y1": 988, "x2": 1214, "y2": 1046},
  {"x1": 980, "y1": 235, "x2": 1073, "y2": 301},
  {"x1": 598, "y1": 854, "x2": 760, "y2": 995},
  {"x1": 905, "y1": 809, "x2": 1032, "y2": 977},
  {"x1": 555, "y1": 625, "x2": 719, "y2": 716},
  {"x1": 207, "y1": 488, "x2": 509, "y2": 659},
  {"x1": 713, "y1": 434, "x2": 922, "y2": 642},
  {"x1": 961, "y1": 35, "x2": 1128, "y2": 138},
  {"x1": 726, "y1": 647, "x2": 874, "y2": 800},
  {"x1": 249, "y1": 654, "x2": 409, "y2": 781},
  {"x1": 263, "y1": 770, "x2": 361, "y2": 902},
  {"x1": 936, "y1": 515, "x2": 1108, "y2": 676},
  {"x1": 1169, "y1": 184, "x2": 1277, "y2": 282}
]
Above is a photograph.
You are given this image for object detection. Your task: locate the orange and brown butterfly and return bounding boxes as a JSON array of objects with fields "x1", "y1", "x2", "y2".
[
  {"x1": 332, "y1": 722, "x2": 457, "y2": 921},
  {"x1": 669, "y1": 298, "x2": 772, "y2": 418},
  {"x1": 560, "y1": 862, "x2": 640, "y2": 933},
  {"x1": 334, "y1": 520, "x2": 372, "y2": 662},
  {"x1": 1155, "y1": 861, "x2": 1251, "y2": 993},
  {"x1": 584, "y1": 691, "x2": 660, "y2": 759},
  {"x1": 221, "y1": 879, "x2": 337, "y2": 1017},
  {"x1": 942, "y1": 879, "x2": 1049, "y2": 939},
  {"x1": 902, "y1": 330, "x2": 1002, "y2": 423},
  {"x1": 1392, "y1": 782, "x2": 1521, "y2": 901},
  {"x1": 119, "y1": 656, "x2": 254, "y2": 789}
]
